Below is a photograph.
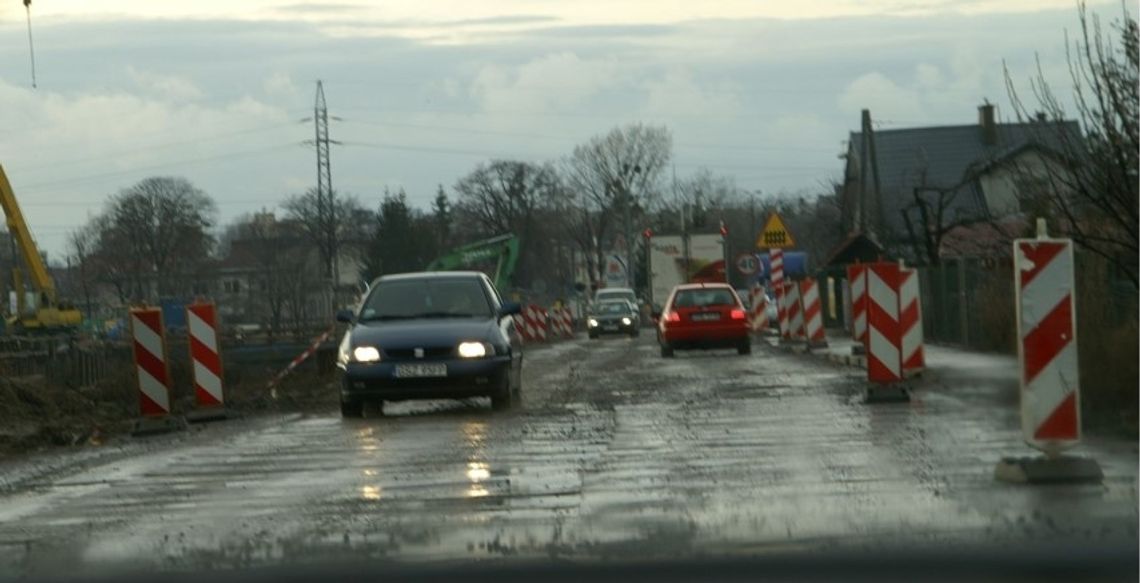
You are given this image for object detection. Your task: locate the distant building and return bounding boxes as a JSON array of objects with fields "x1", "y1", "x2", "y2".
[{"x1": 837, "y1": 103, "x2": 1080, "y2": 262}]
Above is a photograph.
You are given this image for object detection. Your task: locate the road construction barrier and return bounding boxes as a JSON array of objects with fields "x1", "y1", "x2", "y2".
[
  {"x1": 130, "y1": 307, "x2": 173, "y2": 418},
  {"x1": 1015, "y1": 235, "x2": 1080, "y2": 451},
  {"x1": 771, "y1": 248, "x2": 788, "y2": 338},
  {"x1": 783, "y1": 280, "x2": 805, "y2": 341},
  {"x1": 800, "y1": 278, "x2": 827, "y2": 348},
  {"x1": 547, "y1": 306, "x2": 574, "y2": 338},
  {"x1": 266, "y1": 326, "x2": 335, "y2": 395},
  {"x1": 187, "y1": 302, "x2": 227, "y2": 416},
  {"x1": 846, "y1": 263, "x2": 868, "y2": 345},
  {"x1": 748, "y1": 284, "x2": 768, "y2": 332},
  {"x1": 866, "y1": 262, "x2": 903, "y2": 384},
  {"x1": 899, "y1": 267, "x2": 925, "y2": 375},
  {"x1": 522, "y1": 304, "x2": 548, "y2": 343}
]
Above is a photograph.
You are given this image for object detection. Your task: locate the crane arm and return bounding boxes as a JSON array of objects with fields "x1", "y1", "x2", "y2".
[
  {"x1": 0, "y1": 164, "x2": 55, "y2": 302},
  {"x1": 426, "y1": 233, "x2": 519, "y2": 290}
]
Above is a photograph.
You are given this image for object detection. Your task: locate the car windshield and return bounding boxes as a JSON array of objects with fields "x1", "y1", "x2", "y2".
[
  {"x1": 595, "y1": 302, "x2": 631, "y2": 315},
  {"x1": 672, "y1": 289, "x2": 737, "y2": 308},
  {"x1": 360, "y1": 278, "x2": 492, "y2": 319}
]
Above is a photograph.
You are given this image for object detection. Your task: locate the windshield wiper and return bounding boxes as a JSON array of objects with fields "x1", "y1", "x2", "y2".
[{"x1": 359, "y1": 314, "x2": 415, "y2": 321}]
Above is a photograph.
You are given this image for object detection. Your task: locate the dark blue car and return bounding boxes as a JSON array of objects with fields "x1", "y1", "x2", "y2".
[{"x1": 335, "y1": 271, "x2": 523, "y2": 417}]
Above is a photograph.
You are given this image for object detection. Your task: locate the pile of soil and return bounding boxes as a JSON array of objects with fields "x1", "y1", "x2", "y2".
[{"x1": 0, "y1": 367, "x2": 340, "y2": 458}]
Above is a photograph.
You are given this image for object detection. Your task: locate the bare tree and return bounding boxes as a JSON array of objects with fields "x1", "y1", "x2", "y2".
[
  {"x1": 454, "y1": 160, "x2": 563, "y2": 288},
  {"x1": 563, "y1": 123, "x2": 672, "y2": 288},
  {"x1": 1005, "y1": 2, "x2": 1139, "y2": 287},
  {"x1": 282, "y1": 188, "x2": 369, "y2": 288},
  {"x1": 85, "y1": 177, "x2": 216, "y2": 299},
  {"x1": 66, "y1": 222, "x2": 100, "y2": 317}
]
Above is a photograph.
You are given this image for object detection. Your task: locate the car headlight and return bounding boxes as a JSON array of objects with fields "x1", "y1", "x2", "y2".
[
  {"x1": 588, "y1": 318, "x2": 599, "y2": 328},
  {"x1": 621, "y1": 317, "x2": 632, "y2": 325},
  {"x1": 352, "y1": 346, "x2": 381, "y2": 363},
  {"x1": 458, "y1": 341, "x2": 493, "y2": 358}
]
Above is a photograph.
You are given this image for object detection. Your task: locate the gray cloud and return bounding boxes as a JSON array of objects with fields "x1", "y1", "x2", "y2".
[
  {"x1": 276, "y1": 3, "x2": 366, "y2": 14},
  {"x1": 0, "y1": 5, "x2": 1099, "y2": 260}
]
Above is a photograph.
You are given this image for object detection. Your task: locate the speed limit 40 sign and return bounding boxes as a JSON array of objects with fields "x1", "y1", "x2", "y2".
[{"x1": 735, "y1": 252, "x2": 760, "y2": 276}]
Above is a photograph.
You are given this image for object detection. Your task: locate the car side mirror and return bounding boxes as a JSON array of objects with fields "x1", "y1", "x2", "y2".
[
  {"x1": 335, "y1": 309, "x2": 355, "y2": 323},
  {"x1": 499, "y1": 302, "x2": 522, "y2": 317}
]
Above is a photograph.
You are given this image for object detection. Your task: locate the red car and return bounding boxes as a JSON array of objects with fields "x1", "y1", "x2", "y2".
[{"x1": 655, "y1": 283, "x2": 751, "y2": 358}]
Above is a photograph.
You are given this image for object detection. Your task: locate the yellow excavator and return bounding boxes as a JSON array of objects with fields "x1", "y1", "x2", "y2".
[{"x1": 0, "y1": 164, "x2": 82, "y2": 333}]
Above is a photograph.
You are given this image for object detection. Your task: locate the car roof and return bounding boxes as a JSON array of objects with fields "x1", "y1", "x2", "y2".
[
  {"x1": 374, "y1": 271, "x2": 487, "y2": 283},
  {"x1": 673, "y1": 282, "x2": 733, "y2": 291}
]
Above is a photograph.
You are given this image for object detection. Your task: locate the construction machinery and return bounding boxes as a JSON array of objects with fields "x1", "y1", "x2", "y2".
[
  {"x1": 425, "y1": 234, "x2": 519, "y2": 291},
  {"x1": 0, "y1": 164, "x2": 82, "y2": 333}
]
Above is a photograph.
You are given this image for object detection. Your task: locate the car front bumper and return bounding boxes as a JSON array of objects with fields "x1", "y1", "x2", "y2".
[{"x1": 340, "y1": 356, "x2": 511, "y2": 401}]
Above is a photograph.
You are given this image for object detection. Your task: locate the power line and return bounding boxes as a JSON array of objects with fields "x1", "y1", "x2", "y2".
[
  {"x1": 18, "y1": 143, "x2": 301, "y2": 193},
  {"x1": 12, "y1": 121, "x2": 298, "y2": 174}
]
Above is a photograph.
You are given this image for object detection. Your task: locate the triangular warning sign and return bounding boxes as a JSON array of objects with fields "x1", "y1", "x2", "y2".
[{"x1": 756, "y1": 213, "x2": 796, "y2": 249}]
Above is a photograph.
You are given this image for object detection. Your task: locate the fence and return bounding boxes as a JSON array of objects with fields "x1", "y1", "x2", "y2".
[{"x1": 0, "y1": 337, "x2": 130, "y2": 388}]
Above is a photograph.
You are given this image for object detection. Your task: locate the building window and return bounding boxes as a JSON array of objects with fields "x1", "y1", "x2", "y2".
[{"x1": 224, "y1": 280, "x2": 241, "y2": 294}]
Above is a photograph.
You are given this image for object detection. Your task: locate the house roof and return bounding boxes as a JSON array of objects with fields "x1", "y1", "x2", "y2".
[{"x1": 849, "y1": 120, "x2": 1080, "y2": 237}]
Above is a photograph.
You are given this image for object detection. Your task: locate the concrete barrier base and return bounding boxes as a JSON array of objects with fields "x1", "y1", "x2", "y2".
[
  {"x1": 994, "y1": 455, "x2": 1104, "y2": 485},
  {"x1": 186, "y1": 407, "x2": 237, "y2": 424},
  {"x1": 131, "y1": 415, "x2": 187, "y2": 437},
  {"x1": 863, "y1": 384, "x2": 911, "y2": 404}
]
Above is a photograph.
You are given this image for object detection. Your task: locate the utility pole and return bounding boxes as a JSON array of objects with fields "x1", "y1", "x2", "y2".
[{"x1": 313, "y1": 81, "x2": 337, "y2": 308}]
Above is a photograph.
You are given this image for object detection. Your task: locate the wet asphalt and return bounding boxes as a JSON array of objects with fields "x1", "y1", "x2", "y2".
[{"x1": 0, "y1": 333, "x2": 1136, "y2": 577}]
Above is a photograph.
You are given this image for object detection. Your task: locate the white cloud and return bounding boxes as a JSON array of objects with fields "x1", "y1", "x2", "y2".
[
  {"x1": 127, "y1": 66, "x2": 203, "y2": 101},
  {"x1": 471, "y1": 52, "x2": 627, "y2": 114},
  {"x1": 642, "y1": 69, "x2": 742, "y2": 119},
  {"x1": 837, "y1": 72, "x2": 925, "y2": 121}
]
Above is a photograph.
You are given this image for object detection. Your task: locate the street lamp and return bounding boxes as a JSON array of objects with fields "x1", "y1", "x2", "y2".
[{"x1": 607, "y1": 164, "x2": 641, "y2": 291}]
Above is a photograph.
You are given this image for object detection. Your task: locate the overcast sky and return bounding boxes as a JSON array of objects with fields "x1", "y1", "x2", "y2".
[{"x1": 0, "y1": 0, "x2": 1125, "y2": 259}]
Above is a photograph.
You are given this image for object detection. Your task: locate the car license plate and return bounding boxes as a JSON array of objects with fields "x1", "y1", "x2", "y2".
[
  {"x1": 603, "y1": 324, "x2": 618, "y2": 331},
  {"x1": 692, "y1": 312, "x2": 721, "y2": 321},
  {"x1": 394, "y1": 363, "x2": 447, "y2": 378}
]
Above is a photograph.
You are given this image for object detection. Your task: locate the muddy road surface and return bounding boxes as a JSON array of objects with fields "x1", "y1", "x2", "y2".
[{"x1": 0, "y1": 335, "x2": 1136, "y2": 577}]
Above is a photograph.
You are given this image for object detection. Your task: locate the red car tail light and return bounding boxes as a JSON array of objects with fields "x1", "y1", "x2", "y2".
[
  {"x1": 664, "y1": 311, "x2": 681, "y2": 323},
  {"x1": 730, "y1": 308, "x2": 746, "y2": 321}
]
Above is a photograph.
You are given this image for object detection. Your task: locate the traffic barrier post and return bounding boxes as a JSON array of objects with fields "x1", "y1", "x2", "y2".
[
  {"x1": 783, "y1": 280, "x2": 805, "y2": 343},
  {"x1": 771, "y1": 248, "x2": 789, "y2": 338},
  {"x1": 185, "y1": 302, "x2": 233, "y2": 423},
  {"x1": 864, "y1": 262, "x2": 909, "y2": 403},
  {"x1": 995, "y1": 220, "x2": 1101, "y2": 484},
  {"x1": 800, "y1": 278, "x2": 827, "y2": 349},
  {"x1": 899, "y1": 267, "x2": 925, "y2": 377},
  {"x1": 748, "y1": 285, "x2": 768, "y2": 333},
  {"x1": 129, "y1": 307, "x2": 184, "y2": 436},
  {"x1": 846, "y1": 263, "x2": 868, "y2": 355}
]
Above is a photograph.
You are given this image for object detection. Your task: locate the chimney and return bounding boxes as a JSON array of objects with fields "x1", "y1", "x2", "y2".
[{"x1": 978, "y1": 102, "x2": 997, "y2": 146}]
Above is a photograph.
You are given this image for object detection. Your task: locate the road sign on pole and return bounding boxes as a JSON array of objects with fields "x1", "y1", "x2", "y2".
[
  {"x1": 756, "y1": 213, "x2": 796, "y2": 249},
  {"x1": 735, "y1": 252, "x2": 759, "y2": 276}
]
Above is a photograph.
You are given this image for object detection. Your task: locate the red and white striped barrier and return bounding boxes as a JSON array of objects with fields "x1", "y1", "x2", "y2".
[
  {"x1": 547, "y1": 307, "x2": 574, "y2": 338},
  {"x1": 267, "y1": 326, "x2": 335, "y2": 394},
  {"x1": 771, "y1": 248, "x2": 788, "y2": 338},
  {"x1": 784, "y1": 280, "x2": 805, "y2": 341},
  {"x1": 521, "y1": 304, "x2": 548, "y2": 343},
  {"x1": 1015, "y1": 236, "x2": 1080, "y2": 450},
  {"x1": 560, "y1": 308, "x2": 575, "y2": 338},
  {"x1": 866, "y1": 262, "x2": 903, "y2": 384},
  {"x1": 846, "y1": 264, "x2": 867, "y2": 345},
  {"x1": 899, "y1": 268, "x2": 925, "y2": 375},
  {"x1": 800, "y1": 278, "x2": 827, "y2": 348},
  {"x1": 130, "y1": 307, "x2": 172, "y2": 418},
  {"x1": 748, "y1": 285, "x2": 768, "y2": 332},
  {"x1": 188, "y1": 302, "x2": 226, "y2": 411}
]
